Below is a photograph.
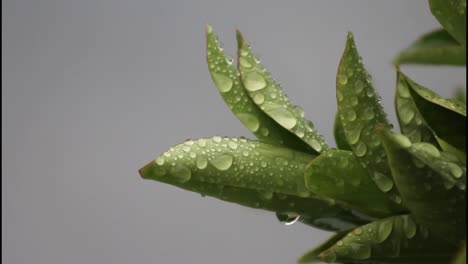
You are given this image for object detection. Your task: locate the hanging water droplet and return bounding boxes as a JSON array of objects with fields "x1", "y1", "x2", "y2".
[
  {"x1": 170, "y1": 164, "x2": 192, "y2": 183},
  {"x1": 196, "y1": 156, "x2": 208, "y2": 169},
  {"x1": 237, "y1": 112, "x2": 260, "y2": 132},
  {"x1": 225, "y1": 56, "x2": 233, "y2": 65},
  {"x1": 276, "y1": 212, "x2": 300, "y2": 226},
  {"x1": 243, "y1": 72, "x2": 267, "y2": 91},
  {"x1": 211, "y1": 72, "x2": 233, "y2": 93},
  {"x1": 338, "y1": 74, "x2": 348, "y2": 85},
  {"x1": 253, "y1": 93, "x2": 265, "y2": 104},
  {"x1": 262, "y1": 102, "x2": 297, "y2": 129},
  {"x1": 373, "y1": 171, "x2": 394, "y2": 192},
  {"x1": 210, "y1": 153, "x2": 233, "y2": 170}
]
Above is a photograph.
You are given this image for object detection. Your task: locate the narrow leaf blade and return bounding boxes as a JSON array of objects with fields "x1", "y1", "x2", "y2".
[
  {"x1": 429, "y1": 0, "x2": 466, "y2": 46},
  {"x1": 377, "y1": 129, "x2": 466, "y2": 244},
  {"x1": 236, "y1": 31, "x2": 329, "y2": 155},
  {"x1": 206, "y1": 25, "x2": 312, "y2": 153},
  {"x1": 305, "y1": 149, "x2": 405, "y2": 218},
  {"x1": 336, "y1": 32, "x2": 403, "y2": 205},
  {"x1": 394, "y1": 28, "x2": 466, "y2": 65}
]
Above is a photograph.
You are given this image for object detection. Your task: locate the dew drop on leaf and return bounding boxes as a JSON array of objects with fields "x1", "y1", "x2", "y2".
[
  {"x1": 276, "y1": 212, "x2": 300, "y2": 226},
  {"x1": 211, "y1": 72, "x2": 233, "y2": 93},
  {"x1": 373, "y1": 171, "x2": 394, "y2": 192},
  {"x1": 210, "y1": 153, "x2": 233, "y2": 171},
  {"x1": 243, "y1": 72, "x2": 267, "y2": 91},
  {"x1": 236, "y1": 113, "x2": 260, "y2": 132},
  {"x1": 196, "y1": 157, "x2": 208, "y2": 169},
  {"x1": 262, "y1": 102, "x2": 298, "y2": 129},
  {"x1": 170, "y1": 164, "x2": 192, "y2": 183}
]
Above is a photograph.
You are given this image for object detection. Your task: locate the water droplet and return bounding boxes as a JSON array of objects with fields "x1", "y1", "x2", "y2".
[
  {"x1": 260, "y1": 127, "x2": 269, "y2": 136},
  {"x1": 347, "y1": 126, "x2": 362, "y2": 145},
  {"x1": 447, "y1": 163, "x2": 463, "y2": 178},
  {"x1": 337, "y1": 90, "x2": 344, "y2": 102},
  {"x1": 344, "y1": 110, "x2": 357, "y2": 121},
  {"x1": 156, "y1": 157, "x2": 165, "y2": 166},
  {"x1": 262, "y1": 102, "x2": 298, "y2": 129},
  {"x1": 373, "y1": 172, "x2": 394, "y2": 192},
  {"x1": 337, "y1": 241, "x2": 343, "y2": 246},
  {"x1": 170, "y1": 164, "x2": 192, "y2": 183},
  {"x1": 295, "y1": 127, "x2": 305, "y2": 138},
  {"x1": 260, "y1": 161, "x2": 267, "y2": 167},
  {"x1": 211, "y1": 72, "x2": 233, "y2": 93},
  {"x1": 182, "y1": 146, "x2": 191, "y2": 152},
  {"x1": 196, "y1": 157, "x2": 208, "y2": 169},
  {"x1": 210, "y1": 154, "x2": 233, "y2": 170},
  {"x1": 293, "y1": 106, "x2": 305, "y2": 118},
  {"x1": 338, "y1": 74, "x2": 348, "y2": 85},
  {"x1": 189, "y1": 152, "x2": 197, "y2": 158},
  {"x1": 253, "y1": 93, "x2": 265, "y2": 104},
  {"x1": 350, "y1": 96, "x2": 359, "y2": 106},
  {"x1": 310, "y1": 139, "x2": 322, "y2": 152},
  {"x1": 225, "y1": 56, "x2": 233, "y2": 65},
  {"x1": 362, "y1": 108, "x2": 375, "y2": 120},
  {"x1": 401, "y1": 215, "x2": 416, "y2": 239},
  {"x1": 413, "y1": 142, "x2": 440, "y2": 157},
  {"x1": 197, "y1": 139, "x2": 207, "y2": 147},
  {"x1": 354, "y1": 80, "x2": 364, "y2": 94},
  {"x1": 399, "y1": 107, "x2": 415, "y2": 125},
  {"x1": 163, "y1": 152, "x2": 171, "y2": 157},
  {"x1": 243, "y1": 72, "x2": 267, "y2": 91},
  {"x1": 354, "y1": 141, "x2": 367, "y2": 157},
  {"x1": 397, "y1": 82, "x2": 410, "y2": 98},
  {"x1": 349, "y1": 242, "x2": 371, "y2": 260},
  {"x1": 354, "y1": 228, "x2": 363, "y2": 235},
  {"x1": 213, "y1": 136, "x2": 222, "y2": 143},
  {"x1": 242, "y1": 151, "x2": 249, "y2": 157},
  {"x1": 366, "y1": 88, "x2": 375, "y2": 98},
  {"x1": 259, "y1": 190, "x2": 273, "y2": 200},
  {"x1": 228, "y1": 141, "x2": 238, "y2": 150},
  {"x1": 376, "y1": 218, "x2": 393, "y2": 242},
  {"x1": 393, "y1": 133, "x2": 412, "y2": 148},
  {"x1": 276, "y1": 212, "x2": 300, "y2": 226},
  {"x1": 239, "y1": 57, "x2": 252, "y2": 68},
  {"x1": 237, "y1": 113, "x2": 260, "y2": 132}
]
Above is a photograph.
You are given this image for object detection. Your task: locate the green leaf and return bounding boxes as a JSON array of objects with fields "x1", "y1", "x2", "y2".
[
  {"x1": 377, "y1": 129, "x2": 466, "y2": 245},
  {"x1": 139, "y1": 137, "x2": 369, "y2": 231},
  {"x1": 395, "y1": 71, "x2": 439, "y2": 145},
  {"x1": 429, "y1": 0, "x2": 466, "y2": 46},
  {"x1": 317, "y1": 215, "x2": 457, "y2": 263},
  {"x1": 405, "y1": 74, "x2": 466, "y2": 149},
  {"x1": 334, "y1": 112, "x2": 351, "y2": 150},
  {"x1": 453, "y1": 86, "x2": 466, "y2": 104},
  {"x1": 305, "y1": 149, "x2": 405, "y2": 218},
  {"x1": 436, "y1": 136, "x2": 467, "y2": 163},
  {"x1": 236, "y1": 30, "x2": 329, "y2": 155},
  {"x1": 205, "y1": 25, "x2": 313, "y2": 153},
  {"x1": 336, "y1": 32, "x2": 403, "y2": 205},
  {"x1": 452, "y1": 242, "x2": 466, "y2": 264},
  {"x1": 394, "y1": 28, "x2": 466, "y2": 65},
  {"x1": 298, "y1": 230, "x2": 350, "y2": 263}
]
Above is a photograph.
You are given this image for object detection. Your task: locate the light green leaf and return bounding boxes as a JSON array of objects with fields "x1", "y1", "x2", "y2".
[
  {"x1": 453, "y1": 86, "x2": 466, "y2": 104},
  {"x1": 436, "y1": 136, "x2": 466, "y2": 164},
  {"x1": 377, "y1": 129, "x2": 466, "y2": 245},
  {"x1": 405, "y1": 74, "x2": 466, "y2": 149},
  {"x1": 334, "y1": 112, "x2": 351, "y2": 150},
  {"x1": 298, "y1": 230, "x2": 350, "y2": 263},
  {"x1": 305, "y1": 149, "x2": 405, "y2": 218},
  {"x1": 236, "y1": 30, "x2": 329, "y2": 155},
  {"x1": 395, "y1": 71, "x2": 439, "y2": 145},
  {"x1": 317, "y1": 215, "x2": 457, "y2": 263},
  {"x1": 394, "y1": 28, "x2": 466, "y2": 65},
  {"x1": 139, "y1": 136, "x2": 369, "y2": 231},
  {"x1": 205, "y1": 25, "x2": 313, "y2": 153},
  {"x1": 336, "y1": 32, "x2": 402, "y2": 205},
  {"x1": 429, "y1": 0, "x2": 466, "y2": 46}
]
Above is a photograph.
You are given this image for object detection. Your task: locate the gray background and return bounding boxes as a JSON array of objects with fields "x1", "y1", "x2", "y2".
[{"x1": 3, "y1": 1, "x2": 465, "y2": 263}]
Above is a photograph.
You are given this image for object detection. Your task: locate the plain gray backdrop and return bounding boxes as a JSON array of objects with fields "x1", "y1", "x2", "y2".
[{"x1": 3, "y1": 1, "x2": 466, "y2": 263}]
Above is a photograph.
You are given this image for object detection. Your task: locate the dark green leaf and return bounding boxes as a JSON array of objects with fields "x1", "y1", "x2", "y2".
[
  {"x1": 395, "y1": 71, "x2": 439, "y2": 145},
  {"x1": 236, "y1": 30, "x2": 329, "y2": 155},
  {"x1": 334, "y1": 112, "x2": 351, "y2": 150},
  {"x1": 394, "y1": 28, "x2": 466, "y2": 65},
  {"x1": 205, "y1": 25, "x2": 313, "y2": 153},
  {"x1": 336, "y1": 32, "x2": 403, "y2": 205},
  {"x1": 317, "y1": 215, "x2": 457, "y2": 263},
  {"x1": 405, "y1": 74, "x2": 466, "y2": 149},
  {"x1": 452, "y1": 242, "x2": 466, "y2": 264},
  {"x1": 429, "y1": 0, "x2": 466, "y2": 46},
  {"x1": 377, "y1": 129, "x2": 466, "y2": 245},
  {"x1": 305, "y1": 149, "x2": 405, "y2": 218}
]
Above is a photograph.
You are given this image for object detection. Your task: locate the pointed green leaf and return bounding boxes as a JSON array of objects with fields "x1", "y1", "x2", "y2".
[
  {"x1": 317, "y1": 215, "x2": 457, "y2": 263},
  {"x1": 436, "y1": 136, "x2": 466, "y2": 163},
  {"x1": 205, "y1": 25, "x2": 313, "y2": 153},
  {"x1": 395, "y1": 71, "x2": 439, "y2": 145},
  {"x1": 405, "y1": 74, "x2": 466, "y2": 149},
  {"x1": 336, "y1": 32, "x2": 402, "y2": 205},
  {"x1": 394, "y1": 28, "x2": 466, "y2": 65},
  {"x1": 305, "y1": 149, "x2": 405, "y2": 218},
  {"x1": 452, "y1": 242, "x2": 466, "y2": 264},
  {"x1": 334, "y1": 112, "x2": 351, "y2": 150},
  {"x1": 236, "y1": 31, "x2": 329, "y2": 155},
  {"x1": 429, "y1": 0, "x2": 466, "y2": 46},
  {"x1": 298, "y1": 230, "x2": 350, "y2": 263},
  {"x1": 139, "y1": 137, "x2": 369, "y2": 231},
  {"x1": 377, "y1": 129, "x2": 466, "y2": 244},
  {"x1": 140, "y1": 137, "x2": 314, "y2": 197},
  {"x1": 453, "y1": 86, "x2": 466, "y2": 104}
]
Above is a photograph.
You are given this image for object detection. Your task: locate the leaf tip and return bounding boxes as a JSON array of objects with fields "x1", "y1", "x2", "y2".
[{"x1": 205, "y1": 23, "x2": 213, "y2": 34}]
